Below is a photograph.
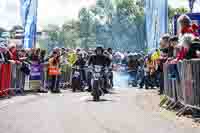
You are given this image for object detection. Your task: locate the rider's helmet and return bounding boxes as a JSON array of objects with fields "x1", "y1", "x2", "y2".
[{"x1": 95, "y1": 46, "x2": 104, "y2": 55}]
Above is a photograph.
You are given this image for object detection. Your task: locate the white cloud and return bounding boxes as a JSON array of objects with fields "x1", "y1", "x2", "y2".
[
  {"x1": 1, "y1": 0, "x2": 195, "y2": 30},
  {"x1": 168, "y1": 0, "x2": 188, "y2": 8},
  {"x1": 0, "y1": 0, "x2": 21, "y2": 30}
]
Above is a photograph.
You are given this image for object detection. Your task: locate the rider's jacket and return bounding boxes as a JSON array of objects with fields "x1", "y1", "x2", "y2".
[{"x1": 88, "y1": 54, "x2": 111, "y2": 67}]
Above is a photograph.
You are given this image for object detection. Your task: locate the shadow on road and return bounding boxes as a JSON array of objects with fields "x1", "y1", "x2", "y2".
[{"x1": 86, "y1": 99, "x2": 115, "y2": 103}]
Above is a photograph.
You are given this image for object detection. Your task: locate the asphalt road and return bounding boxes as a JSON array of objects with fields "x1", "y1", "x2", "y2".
[{"x1": 0, "y1": 89, "x2": 199, "y2": 133}]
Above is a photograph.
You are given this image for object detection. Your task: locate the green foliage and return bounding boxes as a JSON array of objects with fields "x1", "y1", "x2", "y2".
[
  {"x1": 168, "y1": 6, "x2": 189, "y2": 33},
  {"x1": 41, "y1": 20, "x2": 81, "y2": 50},
  {"x1": 40, "y1": 0, "x2": 146, "y2": 51},
  {"x1": 113, "y1": 0, "x2": 146, "y2": 50},
  {"x1": 61, "y1": 20, "x2": 81, "y2": 48},
  {"x1": 168, "y1": 6, "x2": 188, "y2": 20}
]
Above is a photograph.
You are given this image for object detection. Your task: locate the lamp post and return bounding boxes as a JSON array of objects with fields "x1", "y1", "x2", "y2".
[{"x1": 189, "y1": 0, "x2": 196, "y2": 13}]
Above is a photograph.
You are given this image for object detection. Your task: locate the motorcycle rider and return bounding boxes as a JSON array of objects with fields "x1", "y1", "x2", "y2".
[
  {"x1": 88, "y1": 46, "x2": 111, "y2": 93},
  {"x1": 73, "y1": 52, "x2": 86, "y2": 89}
]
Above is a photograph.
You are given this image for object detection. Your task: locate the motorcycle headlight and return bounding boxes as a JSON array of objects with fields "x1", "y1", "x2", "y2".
[{"x1": 95, "y1": 67, "x2": 101, "y2": 73}]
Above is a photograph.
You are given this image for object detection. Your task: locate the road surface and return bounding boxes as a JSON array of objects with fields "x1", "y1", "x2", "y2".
[{"x1": 0, "y1": 89, "x2": 199, "y2": 133}]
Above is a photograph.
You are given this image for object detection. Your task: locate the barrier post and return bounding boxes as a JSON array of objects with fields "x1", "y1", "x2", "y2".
[{"x1": 0, "y1": 64, "x2": 11, "y2": 97}]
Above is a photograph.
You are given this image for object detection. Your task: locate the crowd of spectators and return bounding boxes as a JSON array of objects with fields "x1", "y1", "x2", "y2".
[{"x1": 143, "y1": 14, "x2": 200, "y2": 94}]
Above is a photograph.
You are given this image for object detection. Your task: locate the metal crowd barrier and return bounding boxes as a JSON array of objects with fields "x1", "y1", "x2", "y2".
[
  {"x1": 163, "y1": 59, "x2": 200, "y2": 111},
  {"x1": 0, "y1": 63, "x2": 11, "y2": 97},
  {"x1": 60, "y1": 63, "x2": 72, "y2": 88},
  {"x1": 0, "y1": 62, "x2": 73, "y2": 97},
  {"x1": 163, "y1": 63, "x2": 177, "y2": 102}
]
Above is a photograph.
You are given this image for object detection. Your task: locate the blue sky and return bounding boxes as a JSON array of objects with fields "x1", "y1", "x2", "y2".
[{"x1": 0, "y1": 0, "x2": 197, "y2": 30}]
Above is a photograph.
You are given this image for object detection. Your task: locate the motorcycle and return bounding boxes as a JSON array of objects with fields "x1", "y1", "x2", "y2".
[
  {"x1": 91, "y1": 65, "x2": 106, "y2": 101},
  {"x1": 71, "y1": 66, "x2": 85, "y2": 92}
]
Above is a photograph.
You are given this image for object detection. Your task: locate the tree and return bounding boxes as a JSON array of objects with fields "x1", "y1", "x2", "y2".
[
  {"x1": 79, "y1": 7, "x2": 97, "y2": 49},
  {"x1": 168, "y1": 6, "x2": 188, "y2": 33},
  {"x1": 45, "y1": 25, "x2": 60, "y2": 41},
  {"x1": 112, "y1": 0, "x2": 146, "y2": 50},
  {"x1": 61, "y1": 20, "x2": 81, "y2": 48}
]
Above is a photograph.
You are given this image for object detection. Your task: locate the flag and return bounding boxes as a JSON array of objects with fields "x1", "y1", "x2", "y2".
[
  {"x1": 145, "y1": 0, "x2": 168, "y2": 49},
  {"x1": 20, "y1": 0, "x2": 38, "y2": 48}
]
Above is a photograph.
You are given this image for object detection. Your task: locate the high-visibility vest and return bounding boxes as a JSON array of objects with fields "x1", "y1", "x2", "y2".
[
  {"x1": 48, "y1": 66, "x2": 61, "y2": 76},
  {"x1": 68, "y1": 53, "x2": 77, "y2": 65},
  {"x1": 151, "y1": 51, "x2": 160, "y2": 61}
]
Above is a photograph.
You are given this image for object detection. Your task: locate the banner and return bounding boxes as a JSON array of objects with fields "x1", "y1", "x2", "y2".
[
  {"x1": 30, "y1": 63, "x2": 41, "y2": 80},
  {"x1": 145, "y1": 0, "x2": 168, "y2": 49},
  {"x1": 20, "y1": 0, "x2": 38, "y2": 48}
]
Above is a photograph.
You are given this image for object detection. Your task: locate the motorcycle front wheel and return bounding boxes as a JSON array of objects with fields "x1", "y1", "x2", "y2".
[
  {"x1": 92, "y1": 80, "x2": 100, "y2": 101},
  {"x1": 72, "y1": 77, "x2": 81, "y2": 92}
]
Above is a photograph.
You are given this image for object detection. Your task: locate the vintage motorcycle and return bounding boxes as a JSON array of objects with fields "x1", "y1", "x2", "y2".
[
  {"x1": 90, "y1": 65, "x2": 107, "y2": 101},
  {"x1": 71, "y1": 66, "x2": 85, "y2": 92}
]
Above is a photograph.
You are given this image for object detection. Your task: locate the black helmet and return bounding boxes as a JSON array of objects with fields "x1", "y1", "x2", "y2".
[{"x1": 95, "y1": 46, "x2": 104, "y2": 53}]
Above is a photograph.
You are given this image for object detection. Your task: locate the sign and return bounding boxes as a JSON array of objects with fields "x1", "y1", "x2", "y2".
[{"x1": 30, "y1": 64, "x2": 41, "y2": 80}]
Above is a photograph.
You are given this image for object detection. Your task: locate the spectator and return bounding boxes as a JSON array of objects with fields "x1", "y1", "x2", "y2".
[
  {"x1": 185, "y1": 38, "x2": 200, "y2": 59},
  {"x1": 48, "y1": 50, "x2": 61, "y2": 93},
  {"x1": 157, "y1": 35, "x2": 170, "y2": 94},
  {"x1": 176, "y1": 34, "x2": 195, "y2": 61},
  {"x1": 40, "y1": 50, "x2": 47, "y2": 63},
  {"x1": 160, "y1": 34, "x2": 170, "y2": 50},
  {"x1": 178, "y1": 14, "x2": 200, "y2": 37},
  {"x1": 168, "y1": 36, "x2": 179, "y2": 58}
]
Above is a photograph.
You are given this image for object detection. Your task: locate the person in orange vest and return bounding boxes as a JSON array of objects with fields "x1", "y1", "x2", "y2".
[{"x1": 48, "y1": 50, "x2": 61, "y2": 93}]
